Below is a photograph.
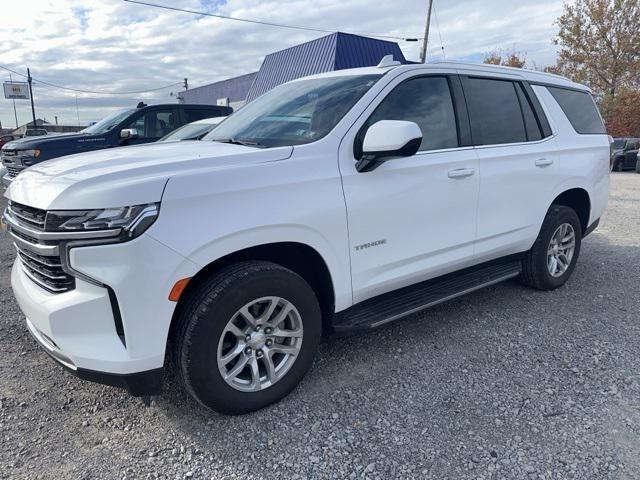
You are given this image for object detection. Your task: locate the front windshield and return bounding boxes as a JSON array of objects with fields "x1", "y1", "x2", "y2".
[
  {"x1": 205, "y1": 74, "x2": 381, "y2": 148},
  {"x1": 613, "y1": 139, "x2": 626, "y2": 149},
  {"x1": 81, "y1": 108, "x2": 137, "y2": 135},
  {"x1": 159, "y1": 123, "x2": 214, "y2": 142}
]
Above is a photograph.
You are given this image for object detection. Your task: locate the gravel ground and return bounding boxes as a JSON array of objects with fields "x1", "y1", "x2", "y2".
[{"x1": 1, "y1": 173, "x2": 639, "y2": 480}]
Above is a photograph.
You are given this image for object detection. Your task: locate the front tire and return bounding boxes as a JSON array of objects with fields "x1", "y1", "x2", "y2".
[
  {"x1": 174, "y1": 261, "x2": 322, "y2": 414},
  {"x1": 520, "y1": 205, "x2": 582, "y2": 291}
]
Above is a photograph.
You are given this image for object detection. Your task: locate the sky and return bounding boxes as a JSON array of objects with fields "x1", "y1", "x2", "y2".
[{"x1": 0, "y1": 0, "x2": 566, "y2": 129}]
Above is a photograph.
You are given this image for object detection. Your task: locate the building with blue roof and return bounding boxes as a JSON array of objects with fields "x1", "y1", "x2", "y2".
[{"x1": 181, "y1": 32, "x2": 408, "y2": 108}]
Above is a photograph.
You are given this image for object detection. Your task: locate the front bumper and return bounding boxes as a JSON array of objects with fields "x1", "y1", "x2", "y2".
[
  {"x1": 26, "y1": 317, "x2": 163, "y2": 396},
  {"x1": 1, "y1": 173, "x2": 11, "y2": 188},
  {"x1": 10, "y1": 232, "x2": 201, "y2": 395}
]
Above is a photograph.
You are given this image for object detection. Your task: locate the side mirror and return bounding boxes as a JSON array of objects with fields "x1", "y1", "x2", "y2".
[
  {"x1": 119, "y1": 128, "x2": 139, "y2": 140},
  {"x1": 356, "y1": 120, "x2": 422, "y2": 172}
]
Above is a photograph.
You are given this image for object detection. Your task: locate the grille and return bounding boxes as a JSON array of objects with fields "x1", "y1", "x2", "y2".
[
  {"x1": 5, "y1": 203, "x2": 76, "y2": 294},
  {"x1": 16, "y1": 247, "x2": 75, "y2": 293},
  {"x1": 5, "y1": 165, "x2": 22, "y2": 178},
  {"x1": 8, "y1": 202, "x2": 46, "y2": 229}
]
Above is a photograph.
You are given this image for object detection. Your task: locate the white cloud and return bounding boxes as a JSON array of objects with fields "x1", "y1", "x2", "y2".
[{"x1": 0, "y1": 0, "x2": 563, "y2": 128}]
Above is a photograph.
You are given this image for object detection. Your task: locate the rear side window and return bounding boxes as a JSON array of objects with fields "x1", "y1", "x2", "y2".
[
  {"x1": 547, "y1": 87, "x2": 605, "y2": 134},
  {"x1": 463, "y1": 78, "x2": 527, "y2": 145},
  {"x1": 184, "y1": 109, "x2": 221, "y2": 123},
  {"x1": 515, "y1": 84, "x2": 543, "y2": 141},
  {"x1": 366, "y1": 76, "x2": 459, "y2": 151}
]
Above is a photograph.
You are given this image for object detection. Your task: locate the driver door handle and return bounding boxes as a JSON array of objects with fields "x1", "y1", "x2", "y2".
[
  {"x1": 535, "y1": 158, "x2": 554, "y2": 167},
  {"x1": 448, "y1": 168, "x2": 476, "y2": 179}
]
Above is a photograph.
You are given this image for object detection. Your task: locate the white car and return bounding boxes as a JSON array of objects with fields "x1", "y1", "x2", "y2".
[
  {"x1": 158, "y1": 117, "x2": 226, "y2": 142},
  {"x1": 4, "y1": 58, "x2": 610, "y2": 414}
]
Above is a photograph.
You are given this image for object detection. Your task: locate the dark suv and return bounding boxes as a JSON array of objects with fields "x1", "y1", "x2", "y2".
[
  {"x1": 611, "y1": 138, "x2": 639, "y2": 172},
  {"x1": 1, "y1": 103, "x2": 232, "y2": 186}
]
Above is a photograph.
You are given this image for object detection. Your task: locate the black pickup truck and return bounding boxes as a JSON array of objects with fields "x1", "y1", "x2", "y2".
[{"x1": 1, "y1": 102, "x2": 232, "y2": 186}]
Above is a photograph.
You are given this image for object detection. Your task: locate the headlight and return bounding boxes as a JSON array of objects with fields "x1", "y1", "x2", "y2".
[
  {"x1": 19, "y1": 149, "x2": 41, "y2": 158},
  {"x1": 46, "y1": 203, "x2": 160, "y2": 240}
]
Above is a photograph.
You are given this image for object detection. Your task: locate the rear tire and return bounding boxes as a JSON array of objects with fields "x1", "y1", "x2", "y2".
[
  {"x1": 174, "y1": 261, "x2": 322, "y2": 414},
  {"x1": 520, "y1": 205, "x2": 582, "y2": 291},
  {"x1": 614, "y1": 159, "x2": 624, "y2": 172}
]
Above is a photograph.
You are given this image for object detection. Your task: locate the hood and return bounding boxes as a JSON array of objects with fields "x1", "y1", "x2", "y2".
[
  {"x1": 2, "y1": 132, "x2": 91, "y2": 151},
  {"x1": 4, "y1": 141, "x2": 293, "y2": 210}
]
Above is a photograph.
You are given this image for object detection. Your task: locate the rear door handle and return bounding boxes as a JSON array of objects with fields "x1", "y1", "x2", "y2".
[
  {"x1": 535, "y1": 158, "x2": 554, "y2": 167},
  {"x1": 448, "y1": 168, "x2": 475, "y2": 178}
]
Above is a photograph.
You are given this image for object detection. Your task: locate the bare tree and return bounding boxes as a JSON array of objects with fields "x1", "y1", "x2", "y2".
[
  {"x1": 483, "y1": 50, "x2": 527, "y2": 68},
  {"x1": 554, "y1": 0, "x2": 640, "y2": 102}
]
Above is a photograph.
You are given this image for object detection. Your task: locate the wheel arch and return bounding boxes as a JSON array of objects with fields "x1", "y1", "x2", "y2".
[
  {"x1": 551, "y1": 187, "x2": 591, "y2": 234},
  {"x1": 167, "y1": 241, "x2": 337, "y2": 345}
]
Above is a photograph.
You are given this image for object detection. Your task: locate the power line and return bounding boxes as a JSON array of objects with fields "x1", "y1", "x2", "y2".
[
  {"x1": 0, "y1": 64, "x2": 182, "y2": 95},
  {"x1": 124, "y1": 0, "x2": 423, "y2": 42},
  {"x1": 432, "y1": 4, "x2": 446, "y2": 59}
]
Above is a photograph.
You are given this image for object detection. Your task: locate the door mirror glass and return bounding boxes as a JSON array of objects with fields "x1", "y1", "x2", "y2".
[
  {"x1": 357, "y1": 120, "x2": 422, "y2": 172},
  {"x1": 120, "y1": 128, "x2": 138, "y2": 140}
]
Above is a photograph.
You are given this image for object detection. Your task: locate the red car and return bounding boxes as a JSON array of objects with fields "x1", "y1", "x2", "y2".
[{"x1": 0, "y1": 134, "x2": 18, "y2": 148}]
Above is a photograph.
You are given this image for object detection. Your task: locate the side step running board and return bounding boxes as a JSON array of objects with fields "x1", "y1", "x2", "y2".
[{"x1": 332, "y1": 258, "x2": 522, "y2": 335}]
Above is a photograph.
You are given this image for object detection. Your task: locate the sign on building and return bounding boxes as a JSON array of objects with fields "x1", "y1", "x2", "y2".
[
  {"x1": 217, "y1": 97, "x2": 230, "y2": 107},
  {"x1": 3, "y1": 82, "x2": 30, "y2": 100}
]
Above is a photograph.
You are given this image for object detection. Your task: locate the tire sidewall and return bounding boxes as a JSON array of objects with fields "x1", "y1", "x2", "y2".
[
  {"x1": 180, "y1": 267, "x2": 322, "y2": 414},
  {"x1": 535, "y1": 206, "x2": 582, "y2": 289}
]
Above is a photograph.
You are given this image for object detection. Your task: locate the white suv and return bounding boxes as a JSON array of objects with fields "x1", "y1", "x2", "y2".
[{"x1": 4, "y1": 60, "x2": 610, "y2": 414}]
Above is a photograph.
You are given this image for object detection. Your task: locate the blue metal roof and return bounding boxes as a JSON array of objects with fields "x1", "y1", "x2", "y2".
[
  {"x1": 245, "y1": 32, "x2": 407, "y2": 102},
  {"x1": 184, "y1": 33, "x2": 408, "y2": 106},
  {"x1": 182, "y1": 71, "x2": 258, "y2": 105}
]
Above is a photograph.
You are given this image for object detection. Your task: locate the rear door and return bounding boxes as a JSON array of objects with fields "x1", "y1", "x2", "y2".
[
  {"x1": 339, "y1": 72, "x2": 480, "y2": 303},
  {"x1": 625, "y1": 140, "x2": 639, "y2": 168},
  {"x1": 460, "y1": 75, "x2": 558, "y2": 261}
]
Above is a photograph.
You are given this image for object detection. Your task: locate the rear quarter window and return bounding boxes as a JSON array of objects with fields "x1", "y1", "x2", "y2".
[{"x1": 547, "y1": 87, "x2": 606, "y2": 135}]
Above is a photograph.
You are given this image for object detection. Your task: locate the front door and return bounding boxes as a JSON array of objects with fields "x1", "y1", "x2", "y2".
[
  {"x1": 122, "y1": 108, "x2": 178, "y2": 145},
  {"x1": 338, "y1": 73, "x2": 480, "y2": 303}
]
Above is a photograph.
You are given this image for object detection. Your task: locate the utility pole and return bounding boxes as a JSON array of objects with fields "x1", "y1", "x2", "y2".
[
  {"x1": 9, "y1": 73, "x2": 18, "y2": 128},
  {"x1": 419, "y1": 0, "x2": 433, "y2": 64},
  {"x1": 27, "y1": 68, "x2": 37, "y2": 129}
]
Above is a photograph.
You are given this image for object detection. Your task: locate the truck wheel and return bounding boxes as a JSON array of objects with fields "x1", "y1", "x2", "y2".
[
  {"x1": 520, "y1": 205, "x2": 582, "y2": 291},
  {"x1": 614, "y1": 159, "x2": 624, "y2": 172},
  {"x1": 174, "y1": 261, "x2": 322, "y2": 414}
]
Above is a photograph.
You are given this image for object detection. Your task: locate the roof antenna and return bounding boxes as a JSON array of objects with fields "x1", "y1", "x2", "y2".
[{"x1": 377, "y1": 55, "x2": 401, "y2": 68}]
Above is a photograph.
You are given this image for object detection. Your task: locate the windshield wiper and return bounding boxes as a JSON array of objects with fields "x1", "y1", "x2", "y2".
[{"x1": 214, "y1": 138, "x2": 265, "y2": 148}]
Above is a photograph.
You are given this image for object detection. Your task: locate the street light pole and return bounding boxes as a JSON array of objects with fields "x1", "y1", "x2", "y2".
[
  {"x1": 27, "y1": 68, "x2": 37, "y2": 129},
  {"x1": 419, "y1": 0, "x2": 433, "y2": 64}
]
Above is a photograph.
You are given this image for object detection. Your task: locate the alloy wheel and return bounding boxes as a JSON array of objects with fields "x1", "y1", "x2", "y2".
[{"x1": 217, "y1": 296, "x2": 303, "y2": 392}]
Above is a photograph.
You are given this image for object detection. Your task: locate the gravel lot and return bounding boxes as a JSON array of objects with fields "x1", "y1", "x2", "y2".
[{"x1": 1, "y1": 173, "x2": 639, "y2": 480}]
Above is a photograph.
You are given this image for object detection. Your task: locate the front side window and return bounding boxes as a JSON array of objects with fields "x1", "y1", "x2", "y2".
[
  {"x1": 464, "y1": 77, "x2": 527, "y2": 145},
  {"x1": 547, "y1": 87, "x2": 606, "y2": 135},
  {"x1": 205, "y1": 74, "x2": 381, "y2": 148},
  {"x1": 126, "y1": 109, "x2": 177, "y2": 139},
  {"x1": 365, "y1": 76, "x2": 459, "y2": 151}
]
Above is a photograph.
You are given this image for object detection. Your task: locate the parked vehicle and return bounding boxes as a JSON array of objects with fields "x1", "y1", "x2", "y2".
[
  {"x1": 23, "y1": 129, "x2": 48, "y2": 137},
  {"x1": 0, "y1": 134, "x2": 19, "y2": 148},
  {"x1": 1, "y1": 103, "x2": 233, "y2": 187},
  {"x1": 3, "y1": 59, "x2": 610, "y2": 414},
  {"x1": 611, "y1": 137, "x2": 639, "y2": 171},
  {"x1": 158, "y1": 117, "x2": 226, "y2": 143}
]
